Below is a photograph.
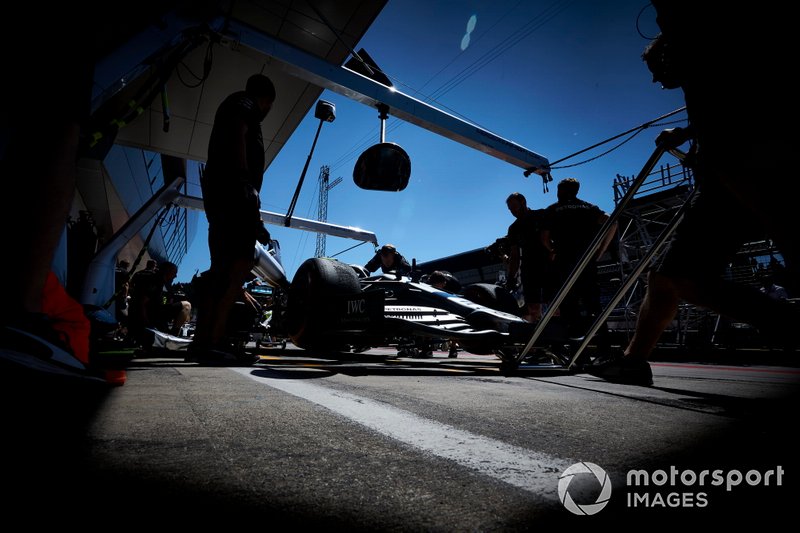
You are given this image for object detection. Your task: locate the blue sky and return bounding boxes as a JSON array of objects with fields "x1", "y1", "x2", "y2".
[{"x1": 176, "y1": 0, "x2": 686, "y2": 283}]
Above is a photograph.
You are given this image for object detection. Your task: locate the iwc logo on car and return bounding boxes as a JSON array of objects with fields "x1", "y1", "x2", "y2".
[{"x1": 558, "y1": 462, "x2": 612, "y2": 516}]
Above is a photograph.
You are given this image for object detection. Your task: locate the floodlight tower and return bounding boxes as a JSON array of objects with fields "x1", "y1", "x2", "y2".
[{"x1": 315, "y1": 165, "x2": 342, "y2": 257}]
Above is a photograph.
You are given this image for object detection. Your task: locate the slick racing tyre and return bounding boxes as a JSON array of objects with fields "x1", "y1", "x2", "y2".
[
  {"x1": 462, "y1": 283, "x2": 520, "y2": 316},
  {"x1": 287, "y1": 258, "x2": 361, "y2": 350}
]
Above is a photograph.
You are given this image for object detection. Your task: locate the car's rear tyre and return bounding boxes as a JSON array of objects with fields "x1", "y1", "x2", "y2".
[
  {"x1": 462, "y1": 283, "x2": 520, "y2": 315},
  {"x1": 287, "y1": 258, "x2": 362, "y2": 350}
]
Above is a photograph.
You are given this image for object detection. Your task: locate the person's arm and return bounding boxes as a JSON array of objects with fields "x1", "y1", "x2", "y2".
[
  {"x1": 507, "y1": 245, "x2": 521, "y2": 284},
  {"x1": 396, "y1": 254, "x2": 412, "y2": 274},
  {"x1": 538, "y1": 209, "x2": 556, "y2": 261},
  {"x1": 231, "y1": 118, "x2": 250, "y2": 176},
  {"x1": 540, "y1": 229, "x2": 556, "y2": 261},
  {"x1": 594, "y1": 213, "x2": 618, "y2": 261},
  {"x1": 364, "y1": 253, "x2": 380, "y2": 273}
]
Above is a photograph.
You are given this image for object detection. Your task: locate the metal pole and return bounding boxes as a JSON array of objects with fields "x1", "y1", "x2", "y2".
[
  {"x1": 514, "y1": 142, "x2": 672, "y2": 365},
  {"x1": 377, "y1": 103, "x2": 389, "y2": 143},
  {"x1": 285, "y1": 118, "x2": 325, "y2": 226},
  {"x1": 565, "y1": 187, "x2": 696, "y2": 369}
]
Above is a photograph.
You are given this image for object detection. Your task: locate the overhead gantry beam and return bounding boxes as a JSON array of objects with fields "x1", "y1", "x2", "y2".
[
  {"x1": 222, "y1": 20, "x2": 551, "y2": 175},
  {"x1": 174, "y1": 195, "x2": 378, "y2": 245}
]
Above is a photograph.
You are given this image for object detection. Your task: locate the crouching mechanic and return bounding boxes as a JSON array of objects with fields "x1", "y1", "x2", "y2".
[
  {"x1": 188, "y1": 74, "x2": 276, "y2": 364},
  {"x1": 127, "y1": 261, "x2": 191, "y2": 342},
  {"x1": 364, "y1": 244, "x2": 411, "y2": 276}
]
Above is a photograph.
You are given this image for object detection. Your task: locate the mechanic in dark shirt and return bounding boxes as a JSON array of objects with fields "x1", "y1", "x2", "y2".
[
  {"x1": 190, "y1": 74, "x2": 276, "y2": 360},
  {"x1": 114, "y1": 259, "x2": 131, "y2": 323},
  {"x1": 129, "y1": 259, "x2": 157, "y2": 289},
  {"x1": 588, "y1": 0, "x2": 798, "y2": 385},
  {"x1": 128, "y1": 261, "x2": 191, "y2": 341},
  {"x1": 364, "y1": 244, "x2": 412, "y2": 276},
  {"x1": 541, "y1": 178, "x2": 617, "y2": 337},
  {"x1": 505, "y1": 192, "x2": 550, "y2": 322}
]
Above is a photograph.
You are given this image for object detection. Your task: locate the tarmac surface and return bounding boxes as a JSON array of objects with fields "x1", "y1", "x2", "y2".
[{"x1": 3, "y1": 345, "x2": 798, "y2": 529}]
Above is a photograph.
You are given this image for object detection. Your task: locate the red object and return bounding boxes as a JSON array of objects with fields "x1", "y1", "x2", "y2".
[
  {"x1": 40, "y1": 271, "x2": 91, "y2": 364},
  {"x1": 104, "y1": 369, "x2": 127, "y2": 386}
]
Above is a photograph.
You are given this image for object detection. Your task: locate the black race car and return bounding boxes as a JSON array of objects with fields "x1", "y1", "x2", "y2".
[{"x1": 264, "y1": 256, "x2": 568, "y2": 364}]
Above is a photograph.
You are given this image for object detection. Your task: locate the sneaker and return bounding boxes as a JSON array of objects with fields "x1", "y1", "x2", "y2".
[
  {"x1": 1, "y1": 316, "x2": 86, "y2": 372},
  {"x1": 586, "y1": 355, "x2": 653, "y2": 386},
  {"x1": 1, "y1": 319, "x2": 109, "y2": 386}
]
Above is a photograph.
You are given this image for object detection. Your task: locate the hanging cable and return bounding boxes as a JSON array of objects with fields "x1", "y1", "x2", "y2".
[
  {"x1": 524, "y1": 106, "x2": 687, "y2": 175},
  {"x1": 329, "y1": 240, "x2": 371, "y2": 259}
]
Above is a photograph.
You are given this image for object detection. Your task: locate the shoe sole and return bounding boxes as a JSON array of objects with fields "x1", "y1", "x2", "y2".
[{"x1": 1, "y1": 347, "x2": 107, "y2": 385}]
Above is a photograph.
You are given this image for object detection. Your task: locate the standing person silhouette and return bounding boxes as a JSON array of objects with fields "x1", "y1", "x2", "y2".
[
  {"x1": 540, "y1": 178, "x2": 617, "y2": 340},
  {"x1": 505, "y1": 192, "x2": 550, "y2": 322},
  {"x1": 589, "y1": 0, "x2": 798, "y2": 386},
  {"x1": 188, "y1": 74, "x2": 276, "y2": 364},
  {"x1": 0, "y1": 3, "x2": 177, "y2": 372}
]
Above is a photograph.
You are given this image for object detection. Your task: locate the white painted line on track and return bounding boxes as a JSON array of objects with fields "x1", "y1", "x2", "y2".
[{"x1": 234, "y1": 368, "x2": 572, "y2": 499}]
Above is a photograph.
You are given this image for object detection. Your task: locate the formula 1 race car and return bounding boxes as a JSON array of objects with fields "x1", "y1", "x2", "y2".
[{"x1": 254, "y1": 246, "x2": 570, "y2": 364}]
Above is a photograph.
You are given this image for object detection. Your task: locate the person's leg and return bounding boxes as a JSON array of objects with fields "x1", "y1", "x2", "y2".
[
  {"x1": 521, "y1": 268, "x2": 545, "y2": 322},
  {"x1": 556, "y1": 257, "x2": 584, "y2": 338},
  {"x1": 667, "y1": 273, "x2": 798, "y2": 349},
  {"x1": 578, "y1": 263, "x2": 612, "y2": 352},
  {"x1": 171, "y1": 301, "x2": 191, "y2": 335},
  {"x1": 624, "y1": 270, "x2": 682, "y2": 360},
  {"x1": 209, "y1": 257, "x2": 255, "y2": 347},
  {"x1": 0, "y1": 9, "x2": 99, "y2": 382},
  {"x1": 5, "y1": 125, "x2": 81, "y2": 315},
  {"x1": 191, "y1": 216, "x2": 230, "y2": 349},
  {"x1": 1, "y1": 6, "x2": 94, "y2": 321},
  {"x1": 188, "y1": 259, "x2": 256, "y2": 364},
  {"x1": 589, "y1": 182, "x2": 727, "y2": 384},
  {"x1": 190, "y1": 270, "x2": 215, "y2": 347}
]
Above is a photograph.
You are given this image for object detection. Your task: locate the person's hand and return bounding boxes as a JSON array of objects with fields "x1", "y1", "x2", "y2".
[
  {"x1": 655, "y1": 127, "x2": 692, "y2": 150},
  {"x1": 256, "y1": 221, "x2": 271, "y2": 246}
]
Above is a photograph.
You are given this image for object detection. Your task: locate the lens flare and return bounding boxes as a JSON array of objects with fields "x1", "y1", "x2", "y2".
[{"x1": 461, "y1": 14, "x2": 477, "y2": 51}]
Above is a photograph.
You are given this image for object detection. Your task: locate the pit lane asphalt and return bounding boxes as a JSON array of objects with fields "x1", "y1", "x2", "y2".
[{"x1": 5, "y1": 346, "x2": 799, "y2": 529}]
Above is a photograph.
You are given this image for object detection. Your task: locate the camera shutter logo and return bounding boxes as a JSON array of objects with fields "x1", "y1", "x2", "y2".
[{"x1": 558, "y1": 462, "x2": 613, "y2": 515}]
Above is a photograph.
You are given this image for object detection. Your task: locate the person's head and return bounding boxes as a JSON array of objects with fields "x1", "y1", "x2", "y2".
[
  {"x1": 427, "y1": 271, "x2": 449, "y2": 289},
  {"x1": 159, "y1": 261, "x2": 178, "y2": 283},
  {"x1": 506, "y1": 192, "x2": 527, "y2": 219},
  {"x1": 557, "y1": 178, "x2": 580, "y2": 201},
  {"x1": 642, "y1": 33, "x2": 682, "y2": 90},
  {"x1": 117, "y1": 259, "x2": 130, "y2": 270},
  {"x1": 428, "y1": 270, "x2": 461, "y2": 293},
  {"x1": 246, "y1": 73, "x2": 276, "y2": 121},
  {"x1": 379, "y1": 244, "x2": 398, "y2": 267},
  {"x1": 145, "y1": 259, "x2": 158, "y2": 271}
]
